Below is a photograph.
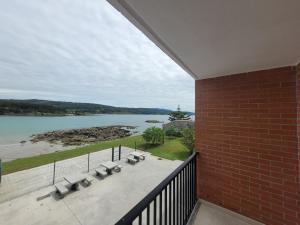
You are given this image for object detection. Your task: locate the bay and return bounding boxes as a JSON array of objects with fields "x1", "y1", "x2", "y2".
[{"x1": 0, "y1": 114, "x2": 194, "y2": 145}]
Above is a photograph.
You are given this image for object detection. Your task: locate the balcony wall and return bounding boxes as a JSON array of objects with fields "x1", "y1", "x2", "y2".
[{"x1": 195, "y1": 65, "x2": 300, "y2": 225}]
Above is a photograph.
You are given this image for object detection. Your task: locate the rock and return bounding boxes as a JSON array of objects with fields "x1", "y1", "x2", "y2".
[
  {"x1": 20, "y1": 140, "x2": 26, "y2": 144},
  {"x1": 145, "y1": 120, "x2": 163, "y2": 123},
  {"x1": 30, "y1": 125, "x2": 135, "y2": 146}
]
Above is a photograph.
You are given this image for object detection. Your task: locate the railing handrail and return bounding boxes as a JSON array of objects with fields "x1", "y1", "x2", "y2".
[{"x1": 115, "y1": 152, "x2": 198, "y2": 225}]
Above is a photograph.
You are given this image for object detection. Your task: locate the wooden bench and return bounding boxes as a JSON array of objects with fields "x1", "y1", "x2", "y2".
[
  {"x1": 55, "y1": 183, "x2": 69, "y2": 199},
  {"x1": 95, "y1": 168, "x2": 108, "y2": 178},
  {"x1": 127, "y1": 156, "x2": 138, "y2": 164}
]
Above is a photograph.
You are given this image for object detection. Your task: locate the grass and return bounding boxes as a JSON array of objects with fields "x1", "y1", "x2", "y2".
[{"x1": 2, "y1": 135, "x2": 190, "y2": 175}]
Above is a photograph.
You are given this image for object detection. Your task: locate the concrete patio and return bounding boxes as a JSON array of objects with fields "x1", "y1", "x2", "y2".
[
  {"x1": 189, "y1": 200, "x2": 264, "y2": 225},
  {"x1": 0, "y1": 147, "x2": 182, "y2": 225}
]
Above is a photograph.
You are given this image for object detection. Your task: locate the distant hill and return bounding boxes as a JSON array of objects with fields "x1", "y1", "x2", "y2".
[{"x1": 0, "y1": 99, "x2": 180, "y2": 116}]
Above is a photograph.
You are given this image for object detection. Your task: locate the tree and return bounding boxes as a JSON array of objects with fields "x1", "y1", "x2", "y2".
[
  {"x1": 165, "y1": 127, "x2": 183, "y2": 137},
  {"x1": 168, "y1": 105, "x2": 191, "y2": 121},
  {"x1": 142, "y1": 127, "x2": 164, "y2": 144},
  {"x1": 181, "y1": 128, "x2": 195, "y2": 153}
]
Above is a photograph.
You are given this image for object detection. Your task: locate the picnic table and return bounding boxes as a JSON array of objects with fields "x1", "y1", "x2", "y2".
[
  {"x1": 64, "y1": 174, "x2": 87, "y2": 190},
  {"x1": 101, "y1": 161, "x2": 119, "y2": 174},
  {"x1": 130, "y1": 152, "x2": 146, "y2": 161}
]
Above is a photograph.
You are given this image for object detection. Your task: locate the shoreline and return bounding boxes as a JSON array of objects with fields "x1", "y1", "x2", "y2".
[
  {"x1": 0, "y1": 125, "x2": 136, "y2": 162},
  {"x1": 0, "y1": 141, "x2": 76, "y2": 162},
  {"x1": 0, "y1": 115, "x2": 180, "y2": 161}
]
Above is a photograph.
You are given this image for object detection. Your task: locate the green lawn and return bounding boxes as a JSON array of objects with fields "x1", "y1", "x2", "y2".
[{"x1": 2, "y1": 135, "x2": 190, "y2": 175}]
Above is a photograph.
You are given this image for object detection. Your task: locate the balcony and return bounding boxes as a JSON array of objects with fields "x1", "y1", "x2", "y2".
[
  {"x1": 115, "y1": 152, "x2": 264, "y2": 225},
  {"x1": 115, "y1": 152, "x2": 197, "y2": 225},
  {"x1": 108, "y1": 1, "x2": 300, "y2": 224}
]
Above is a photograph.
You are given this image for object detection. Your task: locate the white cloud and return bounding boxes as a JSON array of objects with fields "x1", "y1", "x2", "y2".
[{"x1": 0, "y1": 0, "x2": 194, "y2": 111}]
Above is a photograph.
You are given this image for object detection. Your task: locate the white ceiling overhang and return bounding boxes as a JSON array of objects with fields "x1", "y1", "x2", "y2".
[{"x1": 108, "y1": 0, "x2": 300, "y2": 80}]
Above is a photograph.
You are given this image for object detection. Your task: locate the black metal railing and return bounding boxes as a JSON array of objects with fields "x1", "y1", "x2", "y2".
[{"x1": 115, "y1": 152, "x2": 198, "y2": 225}]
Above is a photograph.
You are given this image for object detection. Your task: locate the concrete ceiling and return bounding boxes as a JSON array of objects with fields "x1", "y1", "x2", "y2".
[{"x1": 108, "y1": 0, "x2": 300, "y2": 80}]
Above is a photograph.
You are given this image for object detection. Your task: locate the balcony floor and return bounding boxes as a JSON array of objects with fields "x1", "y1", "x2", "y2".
[{"x1": 190, "y1": 200, "x2": 264, "y2": 225}]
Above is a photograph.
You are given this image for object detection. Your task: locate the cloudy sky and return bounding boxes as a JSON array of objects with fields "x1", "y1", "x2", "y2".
[{"x1": 0, "y1": 0, "x2": 194, "y2": 111}]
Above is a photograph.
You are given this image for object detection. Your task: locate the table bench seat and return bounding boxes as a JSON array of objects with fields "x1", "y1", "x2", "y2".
[
  {"x1": 127, "y1": 156, "x2": 138, "y2": 164},
  {"x1": 83, "y1": 176, "x2": 94, "y2": 186},
  {"x1": 95, "y1": 168, "x2": 108, "y2": 177},
  {"x1": 114, "y1": 165, "x2": 122, "y2": 172},
  {"x1": 130, "y1": 152, "x2": 146, "y2": 161},
  {"x1": 55, "y1": 183, "x2": 69, "y2": 198}
]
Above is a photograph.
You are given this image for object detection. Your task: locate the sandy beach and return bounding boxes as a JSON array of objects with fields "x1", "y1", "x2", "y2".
[{"x1": 0, "y1": 141, "x2": 76, "y2": 162}]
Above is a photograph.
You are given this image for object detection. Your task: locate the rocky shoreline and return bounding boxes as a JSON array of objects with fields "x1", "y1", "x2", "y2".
[{"x1": 30, "y1": 125, "x2": 136, "y2": 146}]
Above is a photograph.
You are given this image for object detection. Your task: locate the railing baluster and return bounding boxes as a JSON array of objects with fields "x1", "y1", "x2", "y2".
[
  {"x1": 160, "y1": 193, "x2": 162, "y2": 225},
  {"x1": 139, "y1": 213, "x2": 142, "y2": 225},
  {"x1": 190, "y1": 163, "x2": 192, "y2": 213},
  {"x1": 173, "y1": 179, "x2": 175, "y2": 225},
  {"x1": 187, "y1": 165, "x2": 189, "y2": 217},
  {"x1": 154, "y1": 198, "x2": 157, "y2": 225},
  {"x1": 192, "y1": 157, "x2": 196, "y2": 205},
  {"x1": 187, "y1": 165, "x2": 190, "y2": 219},
  {"x1": 176, "y1": 176, "x2": 179, "y2": 225},
  {"x1": 186, "y1": 166, "x2": 188, "y2": 222},
  {"x1": 164, "y1": 188, "x2": 167, "y2": 225},
  {"x1": 187, "y1": 164, "x2": 190, "y2": 215},
  {"x1": 192, "y1": 160, "x2": 195, "y2": 208},
  {"x1": 194, "y1": 156, "x2": 197, "y2": 205},
  {"x1": 191, "y1": 161, "x2": 193, "y2": 212},
  {"x1": 187, "y1": 165, "x2": 190, "y2": 220},
  {"x1": 186, "y1": 165, "x2": 188, "y2": 217},
  {"x1": 186, "y1": 165, "x2": 188, "y2": 218},
  {"x1": 191, "y1": 160, "x2": 193, "y2": 207},
  {"x1": 169, "y1": 183, "x2": 171, "y2": 225},
  {"x1": 179, "y1": 171, "x2": 181, "y2": 225},
  {"x1": 183, "y1": 167, "x2": 186, "y2": 223},
  {"x1": 183, "y1": 170, "x2": 185, "y2": 225},
  {"x1": 147, "y1": 205, "x2": 150, "y2": 225},
  {"x1": 180, "y1": 171, "x2": 183, "y2": 225},
  {"x1": 189, "y1": 162, "x2": 191, "y2": 214},
  {"x1": 190, "y1": 164, "x2": 193, "y2": 213}
]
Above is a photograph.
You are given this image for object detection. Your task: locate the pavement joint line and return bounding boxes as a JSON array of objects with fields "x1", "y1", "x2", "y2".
[
  {"x1": 0, "y1": 182, "x2": 54, "y2": 204},
  {"x1": 63, "y1": 198, "x2": 84, "y2": 225},
  {"x1": 36, "y1": 192, "x2": 52, "y2": 201}
]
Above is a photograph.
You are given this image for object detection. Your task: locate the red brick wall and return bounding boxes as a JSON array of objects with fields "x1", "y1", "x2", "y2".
[
  {"x1": 297, "y1": 63, "x2": 300, "y2": 223},
  {"x1": 195, "y1": 66, "x2": 300, "y2": 225}
]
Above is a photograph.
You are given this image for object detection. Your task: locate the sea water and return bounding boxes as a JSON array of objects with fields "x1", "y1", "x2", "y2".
[{"x1": 0, "y1": 114, "x2": 195, "y2": 145}]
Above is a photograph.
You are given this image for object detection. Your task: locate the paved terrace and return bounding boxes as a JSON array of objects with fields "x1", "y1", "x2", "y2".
[
  {"x1": 0, "y1": 147, "x2": 182, "y2": 225},
  {"x1": 190, "y1": 200, "x2": 264, "y2": 225}
]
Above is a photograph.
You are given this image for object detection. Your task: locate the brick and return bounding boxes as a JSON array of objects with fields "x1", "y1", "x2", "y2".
[{"x1": 196, "y1": 64, "x2": 300, "y2": 225}]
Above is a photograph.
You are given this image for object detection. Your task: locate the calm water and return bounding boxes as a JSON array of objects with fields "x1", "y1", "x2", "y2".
[{"x1": 0, "y1": 114, "x2": 195, "y2": 145}]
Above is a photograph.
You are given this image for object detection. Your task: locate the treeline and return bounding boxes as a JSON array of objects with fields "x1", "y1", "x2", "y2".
[
  {"x1": 0, "y1": 100, "x2": 66, "y2": 115},
  {"x1": 0, "y1": 99, "x2": 173, "y2": 115}
]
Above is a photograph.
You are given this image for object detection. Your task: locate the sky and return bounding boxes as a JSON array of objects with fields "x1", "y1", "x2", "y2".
[{"x1": 0, "y1": 0, "x2": 194, "y2": 112}]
